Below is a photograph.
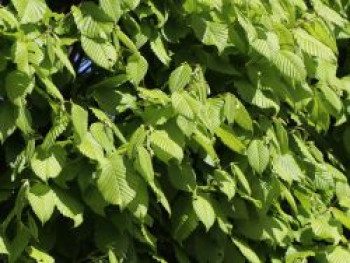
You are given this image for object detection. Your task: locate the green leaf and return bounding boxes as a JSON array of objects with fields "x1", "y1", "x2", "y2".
[
  {"x1": 53, "y1": 186, "x2": 84, "y2": 227},
  {"x1": 232, "y1": 237, "x2": 262, "y2": 263},
  {"x1": 77, "y1": 133, "x2": 105, "y2": 161},
  {"x1": 31, "y1": 146, "x2": 66, "y2": 181},
  {"x1": 227, "y1": 94, "x2": 253, "y2": 131},
  {"x1": 127, "y1": 175, "x2": 148, "y2": 220},
  {"x1": 90, "y1": 107, "x2": 126, "y2": 143},
  {"x1": 294, "y1": 28, "x2": 336, "y2": 62},
  {"x1": 54, "y1": 45, "x2": 76, "y2": 78},
  {"x1": 215, "y1": 125, "x2": 246, "y2": 154},
  {"x1": 326, "y1": 246, "x2": 350, "y2": 263},
  {"x1": 172, "y1": 197, "x2": 198, "y2": 242},
  {"x1": 27, "y1": 246, "x2": 54, "y2": 263},
  {"x1": 0, "y1": 233, "x2": 7, "y2": 255},
  {"x1": 247, "y1": 139, "x2": 270, "y2": 174},
  {"x1": 172, "y1": 91, "x2": 196, "y2": 119},
  {"x1": 8, "y1": 223, "x2": 31, "y2": 263},
  {"x1": 108, "y1": 249, "x2": 119, "y2": 263},
  {"x1": 27, "y1": 41, "x2": 44, "y2": 66},
  {"x1": 280, "y1": 183, "x2": 298, "y2": 214},
  {"x1": 192, "y1": 18, "x2": 228, "y2": 53},
  {"x1": 81, "y1": 36, "x2": 118, "y2": 70},
  {"x1": 214, "y1": 169, "x2": 236, "y2": 200},
  {"x1": 139, "y1": 87, "x2": 170, "y2": 105},
  {"x1": 199, "y1": 98, "x2": 224, "y2": 132},
  {"x1": 285, "y1": 247, "x2": 315, "y2": 263},
  {"x1": 235, "y1": 9, "x2": 257, "y2": 42},
  {"x1": 310, "y1": 216, "x2": 341, "y2": 243},
  {"x1": 224, "y1": 93, "x2": 237, "y2": 124},
  {"x1": 142, "y1": 106, "x2": 173, "y2": 126},
  {"x1": 193, "y1": 129, "x2": 218, "y2": 165},
  {"x1": 126, "y1": 53, "x2": 148, "y2": 85},
  {"x1": 134, "y1": 146, "x2": 154, "y2": 183},
  {"x1": 6, "y1": 70, "x2": 32, "y2": 105},
  {"x1": 27, "y1": 183, "x2": 55, "y2": 225},
  {"x1": 150, "y1": 180, "x2": 171, "y2": 215},
  {"x1": 312, "y1": 0, "x2": 347, "y2": 27},
  {"x1": 274, "y1": 121, "x2": 289, "y2": 154},
  {"x1": 150, "y1": 34, "x2": 171, "y2": 66},
  {"x1": 71, "y1": 103, "x2": 88, "y2": 141},
  {"x1": 115, "y1": 27, "x2": 138, "y2": 52},
  {"x1": 205, "y1": 52, "x2": 240, "y2": 76},
  {"x1": 304, "y1": 18, "x2": 338, "y2": 54},
  {"x1": 319, "y1": 83, "x2": 342, "y2": 116},
  {"x1": 12, "y1": 0, "x2": 47, "y2": 24},
  {"x1": 97, "y1": 153, "x2": 136, "y2": 207},
  {"x1": 39, "y1": 77, "x2": 64, "y2": 102},
  {"x1": 13, "y1": 41, "x2": 30, "y2": 73},
  {"x1": 90, "y1": 122, "x2": 115, "y2": 154},
  {"x1": 177, "y1": 115, "x2": 196, "y2": 137},
  {"x1": 0, "y1": 8, "x2": 19, "y2": 28},
  {"x1": 231, "y1": 164, "x2": 251, "y2": 195},
  {"x1": 236, "y1": 81, "x2": 280, "y2": 112},
  {"x1": 16, "y1": 104, "x2": 33, "y2": 135},
  {"x1": 150, "y1": 130, "x2": 184, "y2": 164},
  {"x1": 273, "y1": 154, "x2": 304, "y2": 184},
  {"x1": 72, "y1": 3, "x2": 113, "y2": 39},
  {"x1": 96, "y1": 154, "x2": 125, "y2": 206},
  {"x1": 168, "y1": 161, "x2": 196, "y2": 192},
  {"x1": 169, "y1": 63, "x2": 192, "y2": 93},
  {"x1": 193, "y1": 194, "x2": 216, "y2": 231},
  {"x1": 90, "y1": 74, "x2": 128, "y2": 90},
  {"x1": 273, "y1": 50, "x2": 306, "y2": 82},
  {"x1": 127, "y1": 126, "x2": 147, "y2": 157},
  {"x1": 310, "y1": 92, "x2": 330, "y2": 131},
  {"x1": 331, "y1": 208, "x2": 350, "y2": 230},
  {"x1": 0, "y1": 102, "x2": 17, "y2": 143},
  {"x1": 99, "y1": 0, "x2": 121, "y2": 22},
  {"x1": 251, "y1": 38, "x2": 276, "y2": 61},
  {"x1": 120, "y1": 0, "x2": 140, "y2": 10}
]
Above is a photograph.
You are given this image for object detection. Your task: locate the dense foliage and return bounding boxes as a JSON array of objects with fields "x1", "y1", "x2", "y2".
[{"x1": 1, "y1": 0, "x2": 350, "y2": 262}]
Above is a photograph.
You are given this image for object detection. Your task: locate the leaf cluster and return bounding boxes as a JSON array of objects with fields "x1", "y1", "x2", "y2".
[{"x1": 0, "y1": 0, "x2": 350, "y2": 262}]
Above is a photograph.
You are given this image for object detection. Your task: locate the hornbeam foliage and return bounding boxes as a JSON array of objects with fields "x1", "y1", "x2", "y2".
[{"x1": 0, "y1": 0, "x2": 350, "y2": 262}]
